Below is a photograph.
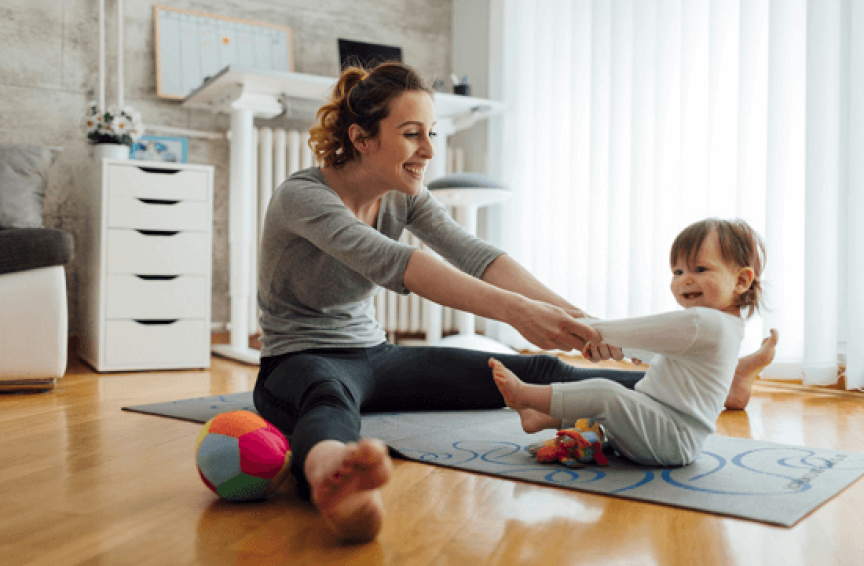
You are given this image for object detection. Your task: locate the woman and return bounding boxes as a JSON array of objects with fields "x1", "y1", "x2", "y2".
[{"x1": 253, "y1": 62, "x2": 776, "y2": 542}]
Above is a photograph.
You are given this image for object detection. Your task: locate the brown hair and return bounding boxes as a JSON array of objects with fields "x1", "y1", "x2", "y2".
[
  {"x1": 308, "y1": 61, "x2": 433, "y2": 169},
  {"x1": 670, "y1": 218, "x2": 767, "y2": 319}
]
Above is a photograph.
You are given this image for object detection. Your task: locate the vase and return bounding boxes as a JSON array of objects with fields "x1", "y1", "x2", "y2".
[{"x1": 95, "y1": 143, "x2": 130, "y2": 160}]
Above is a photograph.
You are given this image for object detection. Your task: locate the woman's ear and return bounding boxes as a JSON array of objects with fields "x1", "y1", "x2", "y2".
[{"x1": 348, "y1": 124, "x2": 372, "y2": 154}]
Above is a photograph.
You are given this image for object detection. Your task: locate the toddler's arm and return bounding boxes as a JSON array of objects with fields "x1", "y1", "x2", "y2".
[
  {"x1": 582, "y1": 343, "x2": 655, "y2": 365},
  {"x1": 582, "y1": 309, "x2": 715, "y2": 358}
]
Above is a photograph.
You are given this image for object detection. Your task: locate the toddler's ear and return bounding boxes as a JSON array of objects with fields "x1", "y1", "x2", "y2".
[{"x1": 735, "y1": 267, "x2": 755, "y2": 293}]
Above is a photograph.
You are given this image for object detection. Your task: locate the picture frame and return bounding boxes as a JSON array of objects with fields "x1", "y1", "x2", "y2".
[{"x1": 130, "y1": 135, "x2": 188, "y2": 164}]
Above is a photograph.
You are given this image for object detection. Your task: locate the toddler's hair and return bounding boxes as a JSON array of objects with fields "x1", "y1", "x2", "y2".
[
  {"x1": 670, "y1": 218, "x2": 766, "y2": 319},
  {"x1": 308, "y1": 61, "x2": 433, "y2": 169}
]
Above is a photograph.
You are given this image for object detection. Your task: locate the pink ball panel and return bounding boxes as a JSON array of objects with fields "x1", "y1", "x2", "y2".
[{"x1": 239, "y1": 428, "x2": 289, "y2": 479}]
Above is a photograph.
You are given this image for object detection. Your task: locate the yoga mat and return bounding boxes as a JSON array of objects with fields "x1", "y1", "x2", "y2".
[{"x1": 123, "y1": 392, "x2": 864, "y2": 527}]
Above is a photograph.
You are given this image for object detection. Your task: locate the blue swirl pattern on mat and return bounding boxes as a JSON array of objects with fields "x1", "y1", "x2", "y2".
[
  {"x1": 387, "y1": 434, "x2": 863, "y2": 503},
  {"x1": 123, "y1": 396, "x2": 864, "y2": 526}
]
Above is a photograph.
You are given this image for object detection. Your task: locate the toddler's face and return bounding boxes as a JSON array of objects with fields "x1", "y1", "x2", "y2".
[{"x1": 670, "y1": 230, "x2": 749, "y2": 316}]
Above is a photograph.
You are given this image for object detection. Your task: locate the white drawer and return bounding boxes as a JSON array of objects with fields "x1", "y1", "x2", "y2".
[
  {"x1": 106, "y1": 274, "x2": 209, "y2": 319},
  {"x1": 105, "y1": 319, "x2": 209, "y2": 368},
  {"x1": 107, "y1": 164, "x2": 208, "y2": 200},
  {"x1": 106, "y1": 229, "x2": 210, "y2": 275},
  {"x1": 108, "y1": 197, "x2": 210, "y2": 231}
]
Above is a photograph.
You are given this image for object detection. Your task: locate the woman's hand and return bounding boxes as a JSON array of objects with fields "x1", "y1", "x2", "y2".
[
  {"x1": 508, "y1": 299, "x2": 603, "y2": 352},
  {"x1": 563, "y1": 308, "x2": 626, "y2": 362}
]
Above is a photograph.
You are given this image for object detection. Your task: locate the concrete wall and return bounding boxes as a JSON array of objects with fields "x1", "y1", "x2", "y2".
[{"x1": 0, "y1": 0, "x2": 453, "y2": 336}]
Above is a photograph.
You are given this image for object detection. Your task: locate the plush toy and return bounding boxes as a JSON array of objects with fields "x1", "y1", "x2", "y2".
[
  {"x1": 196, "y1": 410, "x2": 292, "y2": 501},
  {"x1": 526, "y1": 419, "x2": 609, "y2": 468}
]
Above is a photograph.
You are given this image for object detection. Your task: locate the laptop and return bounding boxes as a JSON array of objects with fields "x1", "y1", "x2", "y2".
[{"x1": 338, "y1": 39, "x2": 403, "y2": 69}]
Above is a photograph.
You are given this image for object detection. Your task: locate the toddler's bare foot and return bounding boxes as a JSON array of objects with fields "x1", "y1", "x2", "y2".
[
  {"x1": 306, "y1": 439, "x2": 392, "y2": 543},
  {"x1": 517, "y1": 408, "x2": 562, "y2": 434},
  {"x1": 489, "y1": 358, "x2": 527, "y2": 410},
  {"x1": 725, "y1": 329, "x2": 778, "y2": 410},
  {"x1": 489, "y1": 358, "x2": 560, "y2": 433}
]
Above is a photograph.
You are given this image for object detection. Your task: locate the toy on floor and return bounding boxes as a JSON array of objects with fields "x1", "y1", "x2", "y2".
[
  {"x1": 526, "y1": 419, "x2": 610, "y2": 468},
  {"x1": 196, "y1": 410, "x2": 291, "y2": 501}
]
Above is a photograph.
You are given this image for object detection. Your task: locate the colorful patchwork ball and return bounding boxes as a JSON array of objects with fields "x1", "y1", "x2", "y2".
[{"x1": 195, "y1": 410, "x2": 291, "y2": 502}]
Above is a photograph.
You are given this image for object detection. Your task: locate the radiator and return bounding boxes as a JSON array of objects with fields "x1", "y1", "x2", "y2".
[{"x1": 245, "y1": 127, "x2": 464, "y2": 343}]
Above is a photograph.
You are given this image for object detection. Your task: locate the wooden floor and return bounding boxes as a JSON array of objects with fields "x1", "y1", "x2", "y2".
[{"x1": 2, "y1": 350, "x2": 863, "y2": 566}]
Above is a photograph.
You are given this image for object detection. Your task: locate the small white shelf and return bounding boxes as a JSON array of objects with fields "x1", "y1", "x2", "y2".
[{"x1": 79, "y1": 159, "x2": 214, "y2": 372}]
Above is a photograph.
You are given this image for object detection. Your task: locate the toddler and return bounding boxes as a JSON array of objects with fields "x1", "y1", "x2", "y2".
[{"x1": 490, "y1": 218, "x2": 767, "y2": 466}]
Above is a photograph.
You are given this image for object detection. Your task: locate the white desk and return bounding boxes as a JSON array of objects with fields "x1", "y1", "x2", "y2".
[
  {"x1": 183, "y1": 66, "x2": 505, "y2": 364},
  {"x1": 428, "y1": 186, "x2": 515, "y2": 355}
]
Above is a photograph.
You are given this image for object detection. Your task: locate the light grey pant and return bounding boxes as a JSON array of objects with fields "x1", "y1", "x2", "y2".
[{"x1": 550, "y1": 379, "x2": 710, "y2": 466}]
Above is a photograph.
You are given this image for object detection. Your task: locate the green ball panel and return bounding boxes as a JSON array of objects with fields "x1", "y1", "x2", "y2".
[{"x1": 215, "y1": 473, "x2": 270, "y2": 502}]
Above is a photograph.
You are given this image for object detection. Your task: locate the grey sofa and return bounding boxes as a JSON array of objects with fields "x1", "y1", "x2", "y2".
[
  {"x1": 0, "y1": 144, "x2": 73, "y2": 391},
  {"x1": 0, "y1": 228, "x2": 74, "y2": 390}
]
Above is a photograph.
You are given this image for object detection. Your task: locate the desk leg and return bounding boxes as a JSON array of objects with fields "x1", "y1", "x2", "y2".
[
  {"x1": 422, "y1": 130, "x2": 452, "y2": 345},
  {"x1": 212, "y1": 105, "x2": 261, "y2": 365}
]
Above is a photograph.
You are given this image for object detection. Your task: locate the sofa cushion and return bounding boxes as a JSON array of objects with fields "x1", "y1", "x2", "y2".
[
  {"x1": 0, "y1": 143, "x2": 60, "y2": 229},
  {"x1": 0, "y1": 228, "x2": 74, "y2": 275}
]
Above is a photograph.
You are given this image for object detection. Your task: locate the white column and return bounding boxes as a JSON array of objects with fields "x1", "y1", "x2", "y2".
[
  {"x1": 247, "y1": 129, "x2": 260, "y2": 334},
  {"x1": 229, "y1": 106, "x2": 254, "y2": 352},
  {"x1": 212, "y1": 104, "x2": 261, "y2": 365},
  {"x1": 456, "y1": 204, "x2": 478, "y2": 336},
  {"x1": 803, "y1": 0, "x2": 841, "y2": 385},
  {"x1": 422, "y1": 122, "x2": 452, "y2": 344}
]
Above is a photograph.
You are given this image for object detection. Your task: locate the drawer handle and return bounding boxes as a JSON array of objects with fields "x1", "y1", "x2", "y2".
[
  {"x1": 135, "y1": 274, "x2": 179, "y2": 281},
  {"x1": 133, "y1": 319, "x2": 179, "y2": 325},
  {"x1": 138, "y1": 198, "x2": 180, "y2": 205},
  {"x1": 135, "y1": 229, "x2": 180, "y2": 236},
  {"x1": 138, "y1": 167, "x2": 180, "y2": 175}
]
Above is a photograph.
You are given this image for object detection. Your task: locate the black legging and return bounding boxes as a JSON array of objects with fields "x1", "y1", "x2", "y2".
[{"x1": 253, "y1": 342, "x2": 644, "y2": 497}]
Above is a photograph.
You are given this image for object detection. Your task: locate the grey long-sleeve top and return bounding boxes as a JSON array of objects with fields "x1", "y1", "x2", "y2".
[{"x1": 257, "y1": 167, "x2": 505, "y2": 357}]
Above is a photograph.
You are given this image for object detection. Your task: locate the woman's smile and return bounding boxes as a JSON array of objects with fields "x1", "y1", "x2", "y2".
[{"x1": 403, "y1": 163, "x2": 426, "y2": 178}]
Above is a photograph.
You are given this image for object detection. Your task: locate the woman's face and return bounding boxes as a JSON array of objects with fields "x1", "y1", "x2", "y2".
[{"x1": 362, "y1": 90, "x2": 436, "y2": 195}]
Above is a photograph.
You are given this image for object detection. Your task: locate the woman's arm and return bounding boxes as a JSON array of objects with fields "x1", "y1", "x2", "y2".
[
  {"x1": 402, "y1": 249, "x2": 600, "y2": 352},
  {"x1": 479, "y1": 254, "x2": 624, "y2": 359},
  {"x1": 480, "y1": 254, "x2": 588, "y2": 318}
]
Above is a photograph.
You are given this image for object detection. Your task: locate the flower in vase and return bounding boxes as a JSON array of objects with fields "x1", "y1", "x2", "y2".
[{"x1": 82, "y1": 102, "x2": 145, "y2": 146}]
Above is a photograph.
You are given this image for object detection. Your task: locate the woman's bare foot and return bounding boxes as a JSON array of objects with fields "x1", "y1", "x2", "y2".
[
  {"x1": 725, "y1": 329, "x2": 779, "y2": 410},
  {"x1": 305, "y1": 438, "x2": 392, "y2": 543},
  {"x1": 489, "y1": 358, "x2": 559, "y2": 433}
]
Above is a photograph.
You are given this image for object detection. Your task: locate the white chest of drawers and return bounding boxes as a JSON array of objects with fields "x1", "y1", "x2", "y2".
[{"x1": 79, "y1": 158, "x2": 214, "y2": 372}]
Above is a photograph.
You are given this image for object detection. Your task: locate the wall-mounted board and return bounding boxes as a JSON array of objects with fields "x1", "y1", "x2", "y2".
[{"x1": 155, "y1": 5, "x2": 293, "y2": 100}]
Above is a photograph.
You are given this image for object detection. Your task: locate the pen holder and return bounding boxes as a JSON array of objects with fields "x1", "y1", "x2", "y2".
[{"x1": 453, "y1": 84, "x2": 471, "y2": 96}]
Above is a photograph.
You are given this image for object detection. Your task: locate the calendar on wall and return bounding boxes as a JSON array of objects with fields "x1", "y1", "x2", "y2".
[{"x1": 154, "y1": 5, "x2": 294, "y2": 100}]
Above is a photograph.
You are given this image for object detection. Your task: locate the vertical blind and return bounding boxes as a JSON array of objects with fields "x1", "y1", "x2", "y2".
[{"x1": 487, "y1": 0, "x2": 862, "y2": 389}]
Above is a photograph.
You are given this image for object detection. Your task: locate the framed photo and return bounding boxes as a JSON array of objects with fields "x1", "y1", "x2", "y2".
[{"x1": 130, "y1": 135, "x2": 188, "y2": 163}]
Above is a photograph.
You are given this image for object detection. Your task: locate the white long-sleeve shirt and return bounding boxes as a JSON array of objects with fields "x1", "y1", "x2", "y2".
[{"x1": 585, "y1": 308, "x2": 745, "y2": 432}]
